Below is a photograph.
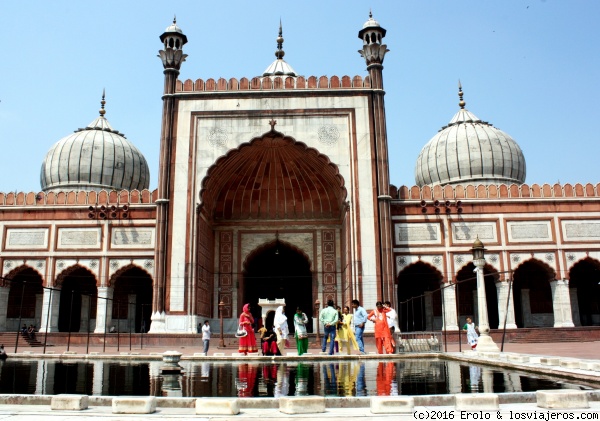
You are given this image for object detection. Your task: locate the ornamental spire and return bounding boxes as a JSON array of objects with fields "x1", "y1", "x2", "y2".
[
  {"x1": 99, "y1": 89, "x2": 106, "y2": 117},
  {"x1": 275, "y1": 19, "x2": 285, "y2": 60},
  {"x1": 458, "y1": 80, "x2": 466, "y2": 109}
]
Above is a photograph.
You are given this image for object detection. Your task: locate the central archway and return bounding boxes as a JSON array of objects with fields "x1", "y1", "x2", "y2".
[{"x1": 242, "y1": 241, "x2": 313, "y2": 333}]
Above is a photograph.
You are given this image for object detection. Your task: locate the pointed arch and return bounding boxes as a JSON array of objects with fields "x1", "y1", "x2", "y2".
[
  {"x1": 568, "y1": 257, "x2": 600, "y2": 326},
  {"x1": 108, "y1": 263, "x2": 153, "y2": 288},
  {"x1": 397, "y1": 261, "x2": 443, "y2": 332},
  {"x1": 512, "y1": 258, "x2": 555, "y2": 328},
  {"x1": 199, "y1": 130, "x2": 347, "y2": 221},
  {"x1": 242, "y1": 239, "x2": 313, "y2": 273},
  {"x1": 455, "y1": 262, "x2": 500, "y2": 329},
  {"x1": 4, "y1": 264, "x2": 45, "y2": 286},
  {"x1": 55, "y1": 264, "x2": 99, "y2": 288}
]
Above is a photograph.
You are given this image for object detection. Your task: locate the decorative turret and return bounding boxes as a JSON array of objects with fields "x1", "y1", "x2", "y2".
[
  {"x1": 158, "y1": 17, "x2": 188, "y2": 71},
  {"x1": 263, "y1": 20, "x2": 297, "y2": 77},
  {"x1": 358, "y1": 11, "x2": 389, "y2": 70}
]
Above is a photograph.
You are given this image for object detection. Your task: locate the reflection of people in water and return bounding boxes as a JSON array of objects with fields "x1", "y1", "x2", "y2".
[
  {"x1": 469, "y1": 365, "x2": 481, "y2": 393},
  {"x1": 274, "y1": 363, "x2": 289, "y2": 398},
  {"x1": 322, "y1": 363, "x2": 338, "y2": 396},
  {"x1": 356, "y1": 362, "x2": 367, "y2": 396},
  {"x1": 338, "y1": 362, "x2": 358, "y2": 396},
  {"x1": 376, "y1": 362, "x2": 397, "y2": 396},
  {"x1": 294, "y1": 363, "x2": 310, "y2": 396},
  {"x1": 237, "y1": 363, "x2": 258, "y2": 397}
]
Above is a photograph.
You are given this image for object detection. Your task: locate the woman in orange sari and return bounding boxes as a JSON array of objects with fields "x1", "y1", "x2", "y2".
[
  {"x1": 367, "y1": 301, "x2": 393, "y2": 354},
  {"x1": 238, "y1": 303, "x2": 258, "y2": 355}
]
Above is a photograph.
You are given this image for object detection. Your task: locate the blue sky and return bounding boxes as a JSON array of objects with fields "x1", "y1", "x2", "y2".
[{"x1": 1, "y1": 1, "x2": 598, "y2": 192}]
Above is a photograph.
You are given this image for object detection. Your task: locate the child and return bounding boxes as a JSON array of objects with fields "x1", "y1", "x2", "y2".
[{"x1": 463, "y1": 317, "x2": 479, "y2": 350}]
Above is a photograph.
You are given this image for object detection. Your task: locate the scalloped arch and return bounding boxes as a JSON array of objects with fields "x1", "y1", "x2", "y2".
[
  {"x1": 3, "y1": 264, "x2": 45, "y2": 286},
  {"x1": 55, "y1": 264, "x2": 98, "y2": 288},
  {"x1": 199, "y1": 130, "x2": 347, "y2": 221},
  {"x1": 108, "y1": 263, "x2": 153, "y2": 287},
  {"x1": 242, "y1": 239, "x2": 313, "y2": 272}
]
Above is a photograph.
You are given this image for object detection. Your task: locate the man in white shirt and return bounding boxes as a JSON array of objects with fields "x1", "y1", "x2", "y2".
[
  {"x1": 201, "y1": 320, "x2": 211, "y2": 355},
  {"x1": 384, "y1": 301, "x2": 399, "y2": 353}
]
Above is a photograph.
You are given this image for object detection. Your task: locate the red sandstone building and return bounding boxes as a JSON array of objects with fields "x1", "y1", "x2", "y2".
[{"x1": 0, "y1": 15, "x2": 598, "y2": 336}]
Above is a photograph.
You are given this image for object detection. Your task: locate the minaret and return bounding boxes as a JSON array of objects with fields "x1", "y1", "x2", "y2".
[
  {"x1": 358, "y1": 12, "x2": 394, "y2": 303},
  {"x1": 151, "y1": 18, "x2": 188, "y2": 333}
]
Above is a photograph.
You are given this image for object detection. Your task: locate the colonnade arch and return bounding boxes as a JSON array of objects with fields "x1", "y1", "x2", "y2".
[
  {"x1": 455, "y1": 263, "x2": 499, "y2": 329},
  {"x1": 55, "y1": 265, "x2": 98, "y2": 332},
  {"x1": 397, "y1": 261, "x2": 443, "y2": 332},
  {"x1": 1, "y1": 266, "x2": 44, "y2": 332},
  {"x1": 512, "y1": 259, "x2": 555, "y2": 328},
  {"x1": 568, "y1": 257, "x2": 600, "y2": 326},
  {"x1": 110, "y1": 265, "x2": 153, "y2": 333}
]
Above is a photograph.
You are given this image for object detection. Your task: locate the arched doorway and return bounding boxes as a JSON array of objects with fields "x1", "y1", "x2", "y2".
[
  {"x1": 6, "y1": 267, "x2": 44, "y2": 329},
  {"x1": 243, "y1": 241, "x2": 313, "y2": 333},
  {"x1": 57, "y1": 266, "x2": 97, "y2": 332},
  {"x1": 512, "y1": 259, "x2": 555, "y2": 328},
  {"x1": 111, "y1": 266, "x2": 153, "y2": 333},
  {"x1": 455, "y1": 263, "x2": 499, "y2": 329},
  {"x1": 568, "y1": 257, "x2": 600, "y2": 326},
  {"x1": 397, "y1": 262, "x2": 443, "y2": 332}
]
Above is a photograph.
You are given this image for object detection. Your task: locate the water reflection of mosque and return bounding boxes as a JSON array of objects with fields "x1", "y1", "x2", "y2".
[{"x1": 0, "y1": 359, "x2": 558, "y2": 397}]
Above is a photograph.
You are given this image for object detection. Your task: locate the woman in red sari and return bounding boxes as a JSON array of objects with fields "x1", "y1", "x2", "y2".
[
  {"x1": 367, "y1": 301, "x2": 393, "y2": 354},
  {"x1": 238, "y1": 303, "x2": 258, "y2": 355}
]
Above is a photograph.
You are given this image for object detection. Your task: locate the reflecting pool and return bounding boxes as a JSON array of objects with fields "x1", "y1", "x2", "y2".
[{"x1": 0, "y1": 359, "x2": 593, "y2": 397}]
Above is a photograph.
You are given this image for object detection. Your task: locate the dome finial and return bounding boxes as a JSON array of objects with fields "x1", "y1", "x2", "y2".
[
  {"x1": 275, "y1": 19, "x2": 285, "y2": 60},
  {"x1": 99, "y1": 89, "x2": 106, "y2": 117},
  {"x1": 369, "y1": 9, "x2": 373, "y2": 19},
  {"x1": 173, "y1": 15, "x2": 176, "y2": 24},
  {"x1": 458, "y1": 80, "x2": 466, "y2": 109}
]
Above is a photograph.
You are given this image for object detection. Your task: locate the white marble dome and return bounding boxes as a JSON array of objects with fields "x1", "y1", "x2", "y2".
[
  {"x1": 40, "y1": 103, "x2": 150, "y2": 192},
  {"x1": 415, "y1": 92, "x2": 526, "y2": 187}
]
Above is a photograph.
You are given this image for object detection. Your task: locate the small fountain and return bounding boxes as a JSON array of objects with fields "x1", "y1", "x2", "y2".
[{"x1": 160, "y1": 350, "x2": 184, "y2": 374}]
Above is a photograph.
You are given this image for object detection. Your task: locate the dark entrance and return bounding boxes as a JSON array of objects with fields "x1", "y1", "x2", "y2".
[
  {"x1": 455, "y1": 263, "x2": 499, "y2": 329},
  {"x1": 112, "y1": 267, "x2": 153, "y2": 333},
  {"x1": 58, "y1": 267, "x2": 97, "y2": 332},
  {"x1": 512, "y1": 259, "x2": 554, "y2": 328},
  {"x1": 397, "y1": 262, "x2": 442, "y2": 332},
  {"x1": 569, "y1": 257, "x2": 600, "y2": 326},
  {"x1": 243, "y1": 242, "x2": 313, "y2": 333}
]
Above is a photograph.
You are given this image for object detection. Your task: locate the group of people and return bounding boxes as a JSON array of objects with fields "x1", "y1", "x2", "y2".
[
  {"x1": 20, "y1": 324, "x2": 37, "y2": 340},
  {"x1": 234, "y1": 299, "x2": 402, "y2": 356},
  {"x1": 322, "y1": 299, "x2": 399, "y2": 355}
]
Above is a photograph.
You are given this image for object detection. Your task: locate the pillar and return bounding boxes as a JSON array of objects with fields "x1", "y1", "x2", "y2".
[
  {"x1": 0, "y1": 287, "x2": 10, "y2": 332},
  {"x1": 94, "y1": 287, "x2": 113, "y2": 333},
  {"x1": 481, "y1": 368, "x2": 494, "y2": 393},
  {"x1": 550, "y1": 279, "x2": 575, "y2": 328},
  {"x1": 80, "y1": 295, "x2": 90, "y2": 333},
  {"x1": 39, "y1": 287, "x2": 60, "y2": 333},
  {"x1": 424, "y1": 291, "x2": 433, "y2": 330},
  {"x1": 496, "y1": 281, "x2": 517, "y2": 329},
  {"x1": 35, "y1": 293, "x2": 43, "y2": 328},
  {"x1": 447, "y1": 362, "x2": 462, "y2": 394},
  {"x1": 35, "y1": 360, "x2": 54, "y2": 395},
  {"x1": 521, "y1": 289, "x2": 532, "y2": 327},
  {"x1": 569, "y1": 288, "x2": 581, "y2": 326},
  {"x1": 442, "y1": 284, "x2": 459, "y2": 331},
  {"x1": 128, "y1": 294, "x2": 137, "y2": 331}
]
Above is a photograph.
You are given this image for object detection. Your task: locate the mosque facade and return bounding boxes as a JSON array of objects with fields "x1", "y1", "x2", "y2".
[{"x1": 0, "y1": 15, "x2": 598, "y2": 335}]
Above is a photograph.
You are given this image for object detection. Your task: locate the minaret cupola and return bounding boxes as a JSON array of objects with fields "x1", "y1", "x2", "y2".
[
  {"x1": 158, "y1": 16, "x2": 188, "y2": 70},
  {"x1": 358, "y1": 11, "x2": 389, "y2": 69},
  {"x1": 263, "y1": 20, "x2": 297, "y2": 77}
]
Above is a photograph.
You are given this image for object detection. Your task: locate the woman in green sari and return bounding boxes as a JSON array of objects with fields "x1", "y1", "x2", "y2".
[{"x1": 293, "y1": 307, "x2": 309, "y2": 355}]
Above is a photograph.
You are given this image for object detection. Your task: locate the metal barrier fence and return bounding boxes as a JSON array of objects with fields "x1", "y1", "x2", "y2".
[{"x1": 396, "y1": 331, "x2": 443, "y2": 353}]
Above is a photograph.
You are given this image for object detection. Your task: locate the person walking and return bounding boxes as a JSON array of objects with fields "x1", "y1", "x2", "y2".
[
  {"x1": 368, "y1": 301, "x2": 393, "y2": 354},
  {"x1": 351, "y1": 299, "x2": 367, "y2": 354},
  {"x1": 463, "y1": 316, "x2": 479, "y2": 350},
  {"x1": 0, "y1": 345, "x2": 7, "y2": 360},
  {"x1": 384, "y1": 301, "x2": 399, "y2": 353},
  {"x1": 319, "y1": 299, "x2": 338, "y2": 355},
  {"x1": 273, "y1": 305, "x2": 289, "y2": 355},
  {"x1": 238, "y1": 303, "x2": 258, "y2": 355},
  {"x1": 293, "y1": 307, "x2": 309, "y2": 355},
  {"x1": 201, "y1": 320, "x2": 211, "y2": 355}
]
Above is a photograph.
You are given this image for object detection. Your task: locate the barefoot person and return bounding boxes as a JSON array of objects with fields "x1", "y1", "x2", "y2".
[
  {"x1": 463, "y1": 317, "x2": 479, "y2": 350},
  {"x1": 368, "y1": 301, "x2": 393, "y2": 354},
  {"x1": 238, "y1": 303, "x2": 258, "y2": 355},
  {"x1": 293, "y1": 307, "x2": 309, "y2": 356}
]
